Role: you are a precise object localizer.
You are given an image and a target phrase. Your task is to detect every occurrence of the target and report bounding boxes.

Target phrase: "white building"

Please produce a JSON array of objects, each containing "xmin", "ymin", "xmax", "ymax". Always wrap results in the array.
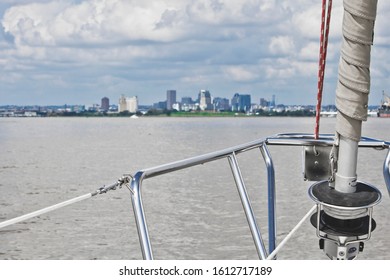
[
  {"xmin": 118, "ymin": 95, "xmax": 138, "ymax": 113},
  {"xmin": 199, "ymin": 90, "xmax": 213, "ymax": 111}
]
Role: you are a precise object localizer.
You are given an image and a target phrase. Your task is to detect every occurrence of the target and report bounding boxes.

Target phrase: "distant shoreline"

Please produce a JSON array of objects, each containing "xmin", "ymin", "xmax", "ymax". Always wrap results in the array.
[{"xmin": 0, "ymin": 110, "xmax": 317, "ymax": 118}]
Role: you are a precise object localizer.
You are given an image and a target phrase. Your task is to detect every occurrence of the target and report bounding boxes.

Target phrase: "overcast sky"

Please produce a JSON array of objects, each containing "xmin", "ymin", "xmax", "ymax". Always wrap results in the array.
[{"xmin": 1, "ymin": 0, "xmax": 389, "ymax": 106}]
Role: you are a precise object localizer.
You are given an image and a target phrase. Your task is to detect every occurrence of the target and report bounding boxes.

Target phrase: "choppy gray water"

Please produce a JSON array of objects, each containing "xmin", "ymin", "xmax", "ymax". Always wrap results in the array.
[{"xmin": 0, "ymin": 117, "xmax": 389, "ymax": 260}]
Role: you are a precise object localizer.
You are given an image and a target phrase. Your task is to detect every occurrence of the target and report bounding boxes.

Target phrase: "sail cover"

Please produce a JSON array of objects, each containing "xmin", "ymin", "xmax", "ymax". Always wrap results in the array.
[{"xmin": 335, "ymin": 0, "xmax": 377, "ymax": 141}]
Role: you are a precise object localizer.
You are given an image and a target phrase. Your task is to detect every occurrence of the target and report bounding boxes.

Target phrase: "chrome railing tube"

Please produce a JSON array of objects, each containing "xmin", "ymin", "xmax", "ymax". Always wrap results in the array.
[
  {"xmin": 140, "ymin": 138, "xmax": 267, "ymax": 179},
  {"xmin": 125, "ymin": 133, "xmax": 388, "ymax": 259},
  {"xmin": 260, "ymin": 144, "xmax": 276, "ymax": 256},
  {"xmin": 384, "ymin": 148, "xmax": 390, "ymax": 197},
  {"xmin": 228, "ymin": 152, "xmax": 268, "ymax": 259},
  {"xmin": 130, "ymin": 171, "xmax": 153, "ymax": 260}
]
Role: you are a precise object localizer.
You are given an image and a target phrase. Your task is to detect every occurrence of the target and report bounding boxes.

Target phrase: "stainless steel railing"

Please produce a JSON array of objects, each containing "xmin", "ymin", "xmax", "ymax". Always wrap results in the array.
[{"xmin": 128, "ymin": 133, "xmax": 390, "ymax": 260}]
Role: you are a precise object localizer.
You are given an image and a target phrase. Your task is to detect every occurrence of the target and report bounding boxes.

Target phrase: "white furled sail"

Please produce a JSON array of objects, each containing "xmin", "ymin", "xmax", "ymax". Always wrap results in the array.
[{"xmin": 335, "ymin": 0, "xmax": 377, "ymax": 193}]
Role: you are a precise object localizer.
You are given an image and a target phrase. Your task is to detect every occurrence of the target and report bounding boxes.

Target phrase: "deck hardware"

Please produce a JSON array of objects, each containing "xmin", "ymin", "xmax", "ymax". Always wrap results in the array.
[{"xmin": 309, "ymin": 180, "xmax": 382, "ymax": 259}]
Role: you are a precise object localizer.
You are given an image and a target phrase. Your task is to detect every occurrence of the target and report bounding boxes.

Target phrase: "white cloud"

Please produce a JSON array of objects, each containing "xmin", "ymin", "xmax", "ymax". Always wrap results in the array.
[
  {"xmin": 264, "ymin": 57, "xmax": 318, "ymax": 80},
  {"xmin": 223, "ymin": 66, "xmax": 258, "ymax": 82},
  {"xmin": 2, "ymin": 0, "xmax": 189, "ymax": 46},
  {"xmin": 299, "ymin": 41, "xmax": 319, "ymax": 60},
  {"xmin": 269, "ymin": 35, "xmax": 295, "ymax": 55},
  {"xmin": 0, "ymin": 0, "xmax": 389, "ymax": 105}
]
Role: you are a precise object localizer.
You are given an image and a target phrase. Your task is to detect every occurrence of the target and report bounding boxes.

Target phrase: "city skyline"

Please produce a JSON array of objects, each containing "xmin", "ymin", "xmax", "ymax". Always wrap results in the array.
[
  {"xmin": 1, "ymin": 1, "xmax": 389, "ymax": 106},
  {"xmin": 0, "ymin": 90, "xmax": 312, "ymax": 108},
  {"xmin": 0, "ymin": 89, "xmax": 380, "ymax": 109}
]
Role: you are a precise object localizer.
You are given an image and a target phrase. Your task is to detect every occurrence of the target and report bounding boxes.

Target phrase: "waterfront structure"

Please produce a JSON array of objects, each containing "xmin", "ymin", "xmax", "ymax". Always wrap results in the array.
[
  {"xmin": 166, "ymin": 90, "xmax": 176, "ymax": 110},
  {"xmin": 118, "ymin": 95, "xmax": 138, "ymax": 113},
  {"xmin": 199, "ymin": 90, "xmax": 213, "ymax": 111},
  {"xmin": 101, "ymin": 97, "xmax": 109, "ymax": 111}
]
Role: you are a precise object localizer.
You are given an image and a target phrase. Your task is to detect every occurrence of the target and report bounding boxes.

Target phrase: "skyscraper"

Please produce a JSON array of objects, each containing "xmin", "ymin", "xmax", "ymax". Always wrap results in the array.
[
  {"xmin": 166, "ymin": 90, "xmax": 176, "ymax": 110},
  {"xmin": 239, "ymin": 94, "xmax": 251, "ymax": 112},
  {"xmin": 231, "ymin": 93, "xmax": 240, "ymax": 111},
  {"xmin": 199, "ymin": 90, "xmax": 212, "ymax": 111},
  {"xmin": 101, "ymin": 97, "xmax": 109, "ymax": 111},
  {"xmin": 118, "ymin": 95, "xmax": 127, "ymax": 112},
  {"xmin": 231, "ymin": 93, "xmax": 251, "ymax": 112}
]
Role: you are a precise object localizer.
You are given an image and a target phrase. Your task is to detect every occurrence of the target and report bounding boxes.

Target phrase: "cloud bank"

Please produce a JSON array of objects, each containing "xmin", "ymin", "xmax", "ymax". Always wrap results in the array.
[{"xmin": 1, "ymin": 0, "xmax": 389, "ymax": 105}]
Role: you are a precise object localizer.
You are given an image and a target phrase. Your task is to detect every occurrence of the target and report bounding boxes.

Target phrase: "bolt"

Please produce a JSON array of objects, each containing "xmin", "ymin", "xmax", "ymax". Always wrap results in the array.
[{"xmin": 339, "ymin": 251, "xmax": 345, "ymax": 257}]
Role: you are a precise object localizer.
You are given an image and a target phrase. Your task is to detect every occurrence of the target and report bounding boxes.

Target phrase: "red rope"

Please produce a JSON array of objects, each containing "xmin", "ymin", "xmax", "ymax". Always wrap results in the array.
[{"xmin": 314, "ymin": 0, "xmax": 332, "ymax": 139}]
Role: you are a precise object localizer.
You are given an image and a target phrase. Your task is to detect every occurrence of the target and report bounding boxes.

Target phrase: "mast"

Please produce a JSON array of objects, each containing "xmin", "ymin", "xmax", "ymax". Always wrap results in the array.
[
  {"xmin": 309, "ymin": 0, "xmax": 382, "ymax": 260},
  {"xmin": 334, "ymin": 0, "xmax": 377, "ymax": 193}
]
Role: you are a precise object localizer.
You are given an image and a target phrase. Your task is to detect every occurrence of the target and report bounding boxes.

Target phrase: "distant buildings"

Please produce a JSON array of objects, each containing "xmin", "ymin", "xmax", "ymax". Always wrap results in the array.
[
  {"xmin": 150, "ymin": 89, "xmax": 276, "ymax": 113},
  {"xmin": 231, "ymin": 93, "xmax": 251, "ymax": 112},
  {"xmin": 199, "ymin": 90, "xmax": 213, "ymax": 111},
  {"xmin": 259, "ymin": 98, "xmax": 268, "ymax": 107},
  {"xmin": 213, "ymin": 97, "xmax": 230, "ymax": 111},
  {"xmin": 153, "ymin": 101, "xmax": 167, "ymax": 110},
  {"xmin": 101, "ymin": 97, "xmax": 109, "ymax": 111},
  {"xmin": 118, "ymin": 95, "xmax": 138, "ymax": 113},
  {"xmin": 166, "ymin": 90, "xmax": 176, "ymax": 110},
  {"xmin": 179, "ymin": 97, "xmax": 197, "ymax": 111},
  {"xmin": 271, "ymin": 94, "xmax": 276, "ymax": 107},
  {"xmin": 3, "ymin": 91, "xmax": 352, "ymax": 117},
  {"xmin": 0, "ymin": 90, "xmax": 288, "ymax": 117},
  {"xmin": 181, "ymin": 97, "xmax": 193, "ymax": 105}
]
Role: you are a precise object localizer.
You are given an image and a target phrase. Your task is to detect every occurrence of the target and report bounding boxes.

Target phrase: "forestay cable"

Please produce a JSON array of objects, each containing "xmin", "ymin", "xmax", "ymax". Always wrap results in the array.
[{"xmin": 0, "ymin": 175, "xmax": 131, "ymax": 230}]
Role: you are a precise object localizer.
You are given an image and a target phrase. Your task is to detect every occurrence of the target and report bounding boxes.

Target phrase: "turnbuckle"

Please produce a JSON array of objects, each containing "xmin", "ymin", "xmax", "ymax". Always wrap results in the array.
[{"xmin": 96, "ymin": 174, "xmax": 133, "ymax": 195}]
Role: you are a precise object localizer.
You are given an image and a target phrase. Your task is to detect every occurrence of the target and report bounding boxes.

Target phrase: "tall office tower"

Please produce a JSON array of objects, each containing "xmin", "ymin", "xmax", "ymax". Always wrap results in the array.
[
  {"xmin": 118, "ymin": 95, "xmax": 127, "ymax": 112},
  {"xmin": 239, "ymin": 94, "xmax": 251, "ymax": 112},
  {"xmin": 101, "ymin": 97, "xmax": 109, "ymax": 111},
  {"xmin": 166, "ymin": 90, "xmax": 176, "ymax": 110},
  {"xmin": 231, "ymin": 93, "xmax": 240, "ymax": 111},
  {"xmin": 199, "ymin": 90, "xmax": 212, "ymax": 111},
  {"xmin": 272, "ymin": 94, "xmax": 276, "ymax": 107},
  {"xmin": 231, "ymin": 93, "xmax": 252, "ymax": 112}
]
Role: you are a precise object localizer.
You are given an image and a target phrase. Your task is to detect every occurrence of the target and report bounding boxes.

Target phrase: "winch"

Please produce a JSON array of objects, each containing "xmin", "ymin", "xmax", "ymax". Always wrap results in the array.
[{"xmin": 308, "ymin": 180, "xmax": 381, "ymax": 260}]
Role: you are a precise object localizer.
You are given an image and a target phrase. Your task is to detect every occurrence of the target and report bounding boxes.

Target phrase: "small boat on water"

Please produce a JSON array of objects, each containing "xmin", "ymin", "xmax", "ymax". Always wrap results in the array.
[{"xmin": 378, "ymin": 91, "xmax": 390, "ymax": 117}]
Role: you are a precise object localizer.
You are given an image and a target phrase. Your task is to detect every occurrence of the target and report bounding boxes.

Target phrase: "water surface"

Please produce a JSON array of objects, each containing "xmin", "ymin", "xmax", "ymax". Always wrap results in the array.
[{"xmin": 0, "ymin": 117, "xmax": 389, "ymax": 259}]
